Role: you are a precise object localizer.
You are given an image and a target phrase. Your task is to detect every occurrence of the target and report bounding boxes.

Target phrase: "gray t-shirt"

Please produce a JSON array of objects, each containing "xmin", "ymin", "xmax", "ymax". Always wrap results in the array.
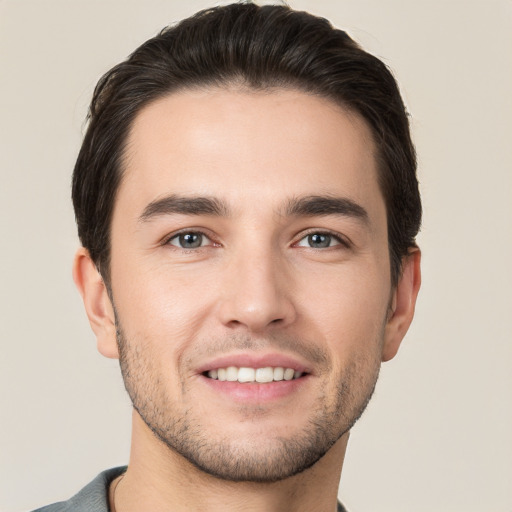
[
  {"xmin": 32, "ymin": 467, "xmax": 126, "ymax": 512},
  {"xmin": 31, "ymin": 466, "xmax": 348, "ymax": 511}
]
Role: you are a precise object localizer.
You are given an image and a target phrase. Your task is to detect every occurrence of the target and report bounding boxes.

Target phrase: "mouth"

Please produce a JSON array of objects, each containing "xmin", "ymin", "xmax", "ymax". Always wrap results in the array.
[
  {"xmin": 203, "ymin": 366, "xmax": 305, "ymax": 383},
  {"xmin": 196, "ymin": 353, "xmax": 312, "ymax": 402}
]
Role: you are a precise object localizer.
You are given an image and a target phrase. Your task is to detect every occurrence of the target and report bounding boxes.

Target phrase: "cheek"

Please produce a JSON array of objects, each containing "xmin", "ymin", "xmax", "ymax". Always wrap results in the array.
[
  {"xmin": 111, "ymin": 257, "xmax": 219, "ymax": 355},
  {"xmin": 296, "ymin": 262, "xmax": 390, "ymax": 357}
]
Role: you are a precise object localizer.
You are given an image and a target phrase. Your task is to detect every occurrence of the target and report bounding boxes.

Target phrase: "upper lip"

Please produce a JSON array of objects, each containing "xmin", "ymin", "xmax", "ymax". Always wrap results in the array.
[{"xmin": 196, "ymin": 352, "xmax": 312, "ymax": 375}]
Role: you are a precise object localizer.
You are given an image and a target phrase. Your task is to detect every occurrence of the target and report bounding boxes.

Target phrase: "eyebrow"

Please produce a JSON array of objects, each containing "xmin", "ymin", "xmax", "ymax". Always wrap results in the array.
[
  {"xmin": 138, "ymin": 193, "xmax": 369, "ymax": 225},
  {"xmin": 139, "ymin": 195, "xmax": 230, "ymax": 222},
  {"xmin": 283, "ymin": 195, "xmax": 369, "ymax": 224}
]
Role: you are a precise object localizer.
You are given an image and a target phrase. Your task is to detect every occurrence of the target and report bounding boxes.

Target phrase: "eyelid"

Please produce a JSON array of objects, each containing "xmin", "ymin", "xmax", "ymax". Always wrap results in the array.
[
  {"xmin": 162, "ymin": 228, "xmax": 219, "ymax": 248},
  {"xmin": 160, "ymin": 227, "xmax": 350, "ymax": 249},
  {"xmin": 293, "ymin": 229, "xmax": 351, "ymax": 248}
]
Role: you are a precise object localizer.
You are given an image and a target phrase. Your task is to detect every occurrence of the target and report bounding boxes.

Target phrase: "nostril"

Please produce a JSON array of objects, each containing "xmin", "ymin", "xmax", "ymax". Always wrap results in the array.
[{"xmin": 218, "ymin": 289, "xmax": 297, "ymax": 331}]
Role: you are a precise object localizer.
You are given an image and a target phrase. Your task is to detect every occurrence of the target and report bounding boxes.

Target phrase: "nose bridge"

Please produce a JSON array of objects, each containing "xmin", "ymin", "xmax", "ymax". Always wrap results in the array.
[{"xmin": 218, "ymin": 234, "xmax": 295, "ymax": 331}]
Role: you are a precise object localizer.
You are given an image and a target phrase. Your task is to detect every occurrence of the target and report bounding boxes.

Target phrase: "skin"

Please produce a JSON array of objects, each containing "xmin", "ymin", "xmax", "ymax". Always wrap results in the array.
[{"xmin": 74, "ymin": 88, "xmax": 421, "ymax": 512}]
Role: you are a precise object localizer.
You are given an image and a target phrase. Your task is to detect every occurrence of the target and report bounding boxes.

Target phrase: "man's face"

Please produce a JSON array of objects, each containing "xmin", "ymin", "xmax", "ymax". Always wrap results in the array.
[{"xmin": 105, "ymin": 88, "xmax": 400, "ymax": 481}]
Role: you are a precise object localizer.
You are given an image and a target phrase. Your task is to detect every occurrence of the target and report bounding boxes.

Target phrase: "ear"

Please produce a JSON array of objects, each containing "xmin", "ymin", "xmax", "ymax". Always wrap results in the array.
[
  {"xmin": 72, "ymin": 247, "xmax": 119, "ymax": 359},
  {"xmin": 382, "ymin": 248, "xmax": 421, "ymax": 362}
]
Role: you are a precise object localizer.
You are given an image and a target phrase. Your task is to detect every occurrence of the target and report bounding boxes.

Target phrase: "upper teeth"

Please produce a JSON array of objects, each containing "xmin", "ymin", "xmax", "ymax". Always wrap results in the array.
[{"xmin": 207, "ymin": 367, "xmax": 303, "ymax": 383}]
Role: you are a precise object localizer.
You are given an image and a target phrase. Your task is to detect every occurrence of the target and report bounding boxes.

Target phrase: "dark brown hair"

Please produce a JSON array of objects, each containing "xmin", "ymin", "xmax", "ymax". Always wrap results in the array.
[{"xmin": 72, "ymin": 2, "xmax": 421, "ymax": 286}]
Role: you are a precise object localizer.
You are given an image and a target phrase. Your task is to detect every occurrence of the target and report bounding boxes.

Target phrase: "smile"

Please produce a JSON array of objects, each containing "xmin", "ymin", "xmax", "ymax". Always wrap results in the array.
[{"xmin": 206, "ymin": 366, "xmax": 304, "ymax": 383}]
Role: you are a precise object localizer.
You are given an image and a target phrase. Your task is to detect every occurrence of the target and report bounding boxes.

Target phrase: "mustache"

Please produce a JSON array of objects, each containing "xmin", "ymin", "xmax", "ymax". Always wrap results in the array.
[{"xmin": 187, "ymin": 333, "xmax": 331, "ymax": 370}]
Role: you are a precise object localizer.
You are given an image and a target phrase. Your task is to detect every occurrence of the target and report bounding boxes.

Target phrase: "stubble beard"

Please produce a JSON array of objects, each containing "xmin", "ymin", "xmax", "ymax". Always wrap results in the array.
[{"xmin": 116, "ymin": 320, "xmax": 382, "ymax": 483}]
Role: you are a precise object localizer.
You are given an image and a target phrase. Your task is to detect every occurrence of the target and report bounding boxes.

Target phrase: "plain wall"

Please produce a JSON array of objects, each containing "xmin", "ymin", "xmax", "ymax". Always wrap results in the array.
[{"xmin": 1, "ymin": 1, "xmax": 511, "ymax": 510}]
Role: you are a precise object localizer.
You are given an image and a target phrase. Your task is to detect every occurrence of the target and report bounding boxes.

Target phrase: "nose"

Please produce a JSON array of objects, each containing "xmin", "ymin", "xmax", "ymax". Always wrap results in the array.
[{"xmin": 217, "ymin": 245, "xmax": 297, "ymax": 332}]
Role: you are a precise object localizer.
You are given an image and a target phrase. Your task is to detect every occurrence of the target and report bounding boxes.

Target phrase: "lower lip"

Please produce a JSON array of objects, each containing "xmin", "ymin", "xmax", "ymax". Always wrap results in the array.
[{"xmin": 200, "ymin": 374, "xmax": 309, "ymax": 402}]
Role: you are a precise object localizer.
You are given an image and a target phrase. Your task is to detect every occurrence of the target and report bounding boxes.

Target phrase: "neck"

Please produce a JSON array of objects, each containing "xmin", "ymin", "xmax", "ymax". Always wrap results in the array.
[{"xmin": 114, "ymin": 411, "xmax": 348, "ymax": 512}]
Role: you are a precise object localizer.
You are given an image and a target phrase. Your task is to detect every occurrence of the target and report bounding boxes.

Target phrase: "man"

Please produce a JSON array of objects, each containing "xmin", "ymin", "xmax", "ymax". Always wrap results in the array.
[{"xmin": 35, "ymin": 2, "xmax": 421, "ymax": 511}]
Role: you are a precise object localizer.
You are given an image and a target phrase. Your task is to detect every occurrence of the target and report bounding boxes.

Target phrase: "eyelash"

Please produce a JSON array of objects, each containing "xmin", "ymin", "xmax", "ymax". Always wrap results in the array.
[
  {"xmin": 293, "ymin": 229, "xmax": 350, "ymax": 249},
  {"xmin": 163, "ymin": 229, "xmax": 217, "ymax": 250},
  {"xmin": 163, "ymin": 229, "xmax": 350, "ymax": 250}
]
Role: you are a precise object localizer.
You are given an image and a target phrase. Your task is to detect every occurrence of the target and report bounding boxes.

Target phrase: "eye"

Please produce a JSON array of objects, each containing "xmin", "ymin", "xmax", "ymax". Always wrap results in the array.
[
  {"xmin": 167, "ymin": 231, "xmax": 211, "ymax": 249},
  {"xmin": 296, "ymin": 232, "xmax": 343, "ymax": 249}
]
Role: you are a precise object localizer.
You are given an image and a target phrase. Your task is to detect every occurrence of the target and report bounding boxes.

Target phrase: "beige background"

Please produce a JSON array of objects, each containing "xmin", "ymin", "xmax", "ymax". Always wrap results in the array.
[{"xmin": 1, "ymin": 0, "xmax": 511, "ymax": 510}]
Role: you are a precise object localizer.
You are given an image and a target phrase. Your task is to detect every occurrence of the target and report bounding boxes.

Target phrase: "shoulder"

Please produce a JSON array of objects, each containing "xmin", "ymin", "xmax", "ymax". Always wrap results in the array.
[{"xmin": 30, "ymin": 466, "xmax": 127, "ymax": 512}]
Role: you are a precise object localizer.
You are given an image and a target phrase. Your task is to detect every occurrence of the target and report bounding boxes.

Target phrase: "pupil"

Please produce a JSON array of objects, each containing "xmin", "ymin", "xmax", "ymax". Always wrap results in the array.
[
  {"xmin": 309, "ymin": 233, "xmax": 330, "ymax": 248},
  {"xmin": 180, "ymin": 233, "xmax": 201, "ymax": 248}
]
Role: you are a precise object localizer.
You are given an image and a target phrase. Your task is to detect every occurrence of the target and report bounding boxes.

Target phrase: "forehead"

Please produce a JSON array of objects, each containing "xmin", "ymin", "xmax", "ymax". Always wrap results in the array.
[{"xmin": 118, "ymin": 87, "xmax": 384, "ymax": 220}]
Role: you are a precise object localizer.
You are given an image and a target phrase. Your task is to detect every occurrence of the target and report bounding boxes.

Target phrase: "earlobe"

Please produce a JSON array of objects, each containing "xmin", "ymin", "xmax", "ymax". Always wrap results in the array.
[
  {"xmin": 382, "ymin": 248, "xmax": 421, "ymax": 362},
  {"xmin": 72, "ymin": 248, "xmax": 119, "ymax": 359}
]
